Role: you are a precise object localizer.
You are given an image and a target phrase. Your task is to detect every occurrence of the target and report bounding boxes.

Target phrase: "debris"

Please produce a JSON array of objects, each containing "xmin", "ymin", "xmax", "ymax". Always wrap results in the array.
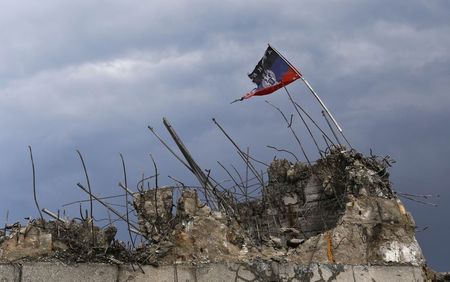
[
  {"xmin": 0, "ymin": 219, "xmax": 123, "ymax": 262},
  {"xmin": 0, "ymin": 225, "xmax": 52, "ymax": 261},
  {"xmin": 129, "ymin": 147, "xmax": 424, "ymax": 266},
  {"xmin": 133, "ymin": 187, "xmax": 174, "ymax": 241},
  {"xmin": 0, "ymin": 146, "xmax": 430, "ymax": 271},
  {"xmin": 286, "ymin": 238, "xmax": 304, "ymax": 248}
]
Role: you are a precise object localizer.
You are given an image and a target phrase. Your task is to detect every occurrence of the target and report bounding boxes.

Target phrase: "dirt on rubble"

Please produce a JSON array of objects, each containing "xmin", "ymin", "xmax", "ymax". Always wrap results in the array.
[{"xmin": 0, "ymin": 147, "xmax": 427, "ymax": 269}]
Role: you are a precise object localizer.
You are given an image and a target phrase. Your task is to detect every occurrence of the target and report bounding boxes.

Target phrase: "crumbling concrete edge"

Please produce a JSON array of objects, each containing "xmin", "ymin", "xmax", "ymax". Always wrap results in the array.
[{"xmin": 0, "ymin": 262, "xmax": 429, "ymax": 281}]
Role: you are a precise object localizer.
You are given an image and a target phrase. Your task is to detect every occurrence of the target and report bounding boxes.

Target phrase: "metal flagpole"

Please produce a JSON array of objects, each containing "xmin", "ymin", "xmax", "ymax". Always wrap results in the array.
[
  {"xmin": 322, "ymin": 110, "xmax": 342, "ymax": 147},
  {"xmin": 268, "ymin": 44, "xmax": 343, "ymax": 133},
  {"xmin": 301, "ymin": 77, "xmax": 342, "ymax": 133}
]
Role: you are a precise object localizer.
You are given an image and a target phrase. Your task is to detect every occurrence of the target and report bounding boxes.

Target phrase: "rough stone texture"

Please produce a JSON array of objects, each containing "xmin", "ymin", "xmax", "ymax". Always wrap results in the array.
[
  {"xmin": 196, "ymin": 263, "xmax": 240, "ymax": 282},
  {"xmin": 0, "ymin": 220, "xmax": 118, "ymax": 262},
  {"xmin": 0, "ymin": 262, "xmax": 431, "ymax": 281},
  {"xmin": 169, "ymin": 190, "xmax": 244, "ymax": 263},
  {"xmin": 0, "ymin": 226, "xmax": 52, "ymax": 261},
  {"xmin": 250, "ymin": 160, "xmax": 346, "ymax": 245},
  {"xmin": 21, "ymin": 263, "xmax": 118, "ymax": 282},
  {"xmin": 133, "ymin": 187, "xmax": 174, "ymax": 240},
  {"xmin": 0, "ymin": 264, "xmax": 20, "ymax": 282},
  {"xmin": 174, "ymin": 265, "xmax": 197, "ymax": 282},
  {"xmin": 118, "ymin": 265, "xmax": 175, "ymax": 282},
  {"xmin": 286, "ymin": 195, "xmax": 424, "ymax": 266}
]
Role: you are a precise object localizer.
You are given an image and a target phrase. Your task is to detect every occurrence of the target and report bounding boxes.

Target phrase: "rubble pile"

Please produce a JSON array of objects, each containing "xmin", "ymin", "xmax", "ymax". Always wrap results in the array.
[
  {"xmin": 313, "ymin": 147, "xmax": 394, "ymax": 198},
  {"xmin": 231, "ymin": 147, "xmax": 398, "ymax": 249},
  {"xmin": 0, "ymin": 147, "xmax": 428, "ymax": 270},
  {"xmin": 133, "ymin": 187, "xmax": 174, "ymax": 241},
  {"xmin": 0, "ymin": 219, "xmax": 127, "ymax": 263},
  {"xmin": 128, "ymin": 147, "xmax": 424, "ymax": 267},
  {"xmin": 133, "ymin": 189, "xmax": 246, "ymax": 264}
]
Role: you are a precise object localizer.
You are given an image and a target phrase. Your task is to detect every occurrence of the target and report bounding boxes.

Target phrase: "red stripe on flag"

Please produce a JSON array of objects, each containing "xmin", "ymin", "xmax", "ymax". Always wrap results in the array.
[{"xmin": 243, "ymin": 73, "xmax": 300, "ymax": 99}]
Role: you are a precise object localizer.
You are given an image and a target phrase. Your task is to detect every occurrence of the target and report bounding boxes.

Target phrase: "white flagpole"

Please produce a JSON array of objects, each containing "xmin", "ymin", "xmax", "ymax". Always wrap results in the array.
[
  {"xmin": 268, "ymin": 44, "xmax": 343, "ymax": 133},
  {"xmin": 301, "ymin": 77, "xmax": 342, "ymax": 132}
]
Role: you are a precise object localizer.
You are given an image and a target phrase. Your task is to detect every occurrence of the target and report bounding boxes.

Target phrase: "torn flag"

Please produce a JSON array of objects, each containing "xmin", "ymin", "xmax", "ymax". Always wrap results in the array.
[{"xmin": 244, "ymin": 46, "xmax": 301, "ymax": 99}]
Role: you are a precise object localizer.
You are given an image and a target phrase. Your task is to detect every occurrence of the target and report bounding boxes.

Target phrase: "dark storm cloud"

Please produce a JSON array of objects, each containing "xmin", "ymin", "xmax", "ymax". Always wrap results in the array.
[{"xmin": 0, "ymin": 0, "xmax": 448, "ymax": 270}]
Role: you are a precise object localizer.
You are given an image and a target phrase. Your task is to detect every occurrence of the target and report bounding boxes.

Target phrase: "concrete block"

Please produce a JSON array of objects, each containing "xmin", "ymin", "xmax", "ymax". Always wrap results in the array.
[
  {"xmin": 234, "ymin": 265, "xmax": 256, "ymax": 281},
  {"xmin": 367, "ymin": 265, "xmax": 425, "ymax": 282},
  {"xmin": 21, "ymin": 263, "xmax": 117, "ymax": 282},
  {"xmin": 0, "ymin": 264, "xmax": 20, "ymax": 282},
  {"xmin": 350, "ymin": 265, "xmax": 425, "ymax": 282},
  {"xmin": 118, "ymin": 265, "xmax": 175, "ymax": 282},
  {"xmin": 8, "ymin": 262, "xmax": 429, "ymax": 282},
  {"xmin": 0, "ymin": 227, "xmax": 52, "ymax": 261},
  {"xmin": 174, "ymin": 265, "xmax": 196, "ymax": 282},
  {"xmin": 291, "ymin": 264, "xmax": 339, "ymax": 281},
  {"xmin": 276, "ymin": 263, "xmax": 299, "ymax": 281},
  {"xmin": 196, "ymin": 263, "xmax": 239, "ymax": 282},
  {"xmin": 331, "ymin": 265, "xmax": 360, "ymax": 282}
]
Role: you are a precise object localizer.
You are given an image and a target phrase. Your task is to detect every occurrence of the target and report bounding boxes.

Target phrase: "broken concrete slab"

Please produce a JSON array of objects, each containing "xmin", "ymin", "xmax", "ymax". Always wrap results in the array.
[
  {"xmin": 118, "ymin": 265, "xmax": 176, "ymax": 282},
  {"xmin": 0, "ymin": 264, "xmax": 20, "ymax": 281},
  {"xmin": 133, "ymin": 187, "xmax": 174, "ymax": 240},
  {"xmin": 169, "ymin": 189, "xmax": 244, "ymax": 263},
  {"xmin": 0, "ymin": 219, "xmax": 121, "ymax": 263},
  {"xmin": 21, "ymin": 263, "xmax": 118, "ymax": 282},
  {"xmin": 0, "ymin": 226, "xmax": 52, "ymax": 261},
  {"xmin": 0, "ymin": 262, "xmax": 429, "ymax": 281}
]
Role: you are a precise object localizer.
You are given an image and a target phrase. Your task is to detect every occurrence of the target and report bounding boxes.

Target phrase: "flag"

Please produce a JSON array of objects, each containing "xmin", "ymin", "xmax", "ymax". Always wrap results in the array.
[{"xmin": 244, "ymin": 46, "xmax": 301, "ymax": 99}]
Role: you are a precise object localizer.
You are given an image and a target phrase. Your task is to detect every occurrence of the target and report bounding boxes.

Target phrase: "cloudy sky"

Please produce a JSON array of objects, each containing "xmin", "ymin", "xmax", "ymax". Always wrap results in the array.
[{"xmin": 0, "ymin": 0, "xmax": 448, "ymax": 270}]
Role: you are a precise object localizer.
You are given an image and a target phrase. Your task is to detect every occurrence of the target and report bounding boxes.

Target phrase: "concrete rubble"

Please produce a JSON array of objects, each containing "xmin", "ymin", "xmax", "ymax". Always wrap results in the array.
[
  {"xmin": 129, "ymin": 147, "xmax": 427, "ymax": 267},
  {"xmin": 127, "ymin": 147, "xmax": 443, "ymax": 280},
  {"xmin": 0, "ymin": 146, "xmax": 446, "ymax": 280},
  {"xmin": 0, "ymin": 219, "xmax": 119, "ymax": 262}
]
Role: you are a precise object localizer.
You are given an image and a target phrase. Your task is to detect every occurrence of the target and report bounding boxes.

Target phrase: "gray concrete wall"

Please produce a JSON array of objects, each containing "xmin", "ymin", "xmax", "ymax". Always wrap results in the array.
[{"xmin": 0, "ymin": 262, "xmax": 426, "ymax": 281}]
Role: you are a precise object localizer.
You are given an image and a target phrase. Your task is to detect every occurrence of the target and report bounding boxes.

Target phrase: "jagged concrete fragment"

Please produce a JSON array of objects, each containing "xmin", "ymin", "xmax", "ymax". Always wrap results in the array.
[
  {"xmin": 285, "ymin": 195, "xmax": 424, "ymax": 266},
  {"xmin": 176, "ymin": 189, "xmax": 209, "ymax": 217},
  {"xmin": 0, "ymin": 226, "xmax": 52, "ymax": 260},
  {"xmin": 0, "ymin": 220, "xmax": 118, "ymax": 262},
  {"xmin": 169, "ymin": 189, "xmax": 244, "ymax": 263},
  {"xmin": 133, "ymin": 187, "xmax": 173, "ymax": 240},
  {"xmin": 258, "ymin": 163, "xmax": 344, "ymax": 244},
  {"xmin": 131, "ymin": 188, "xmax": 247, "ymax": 264}
]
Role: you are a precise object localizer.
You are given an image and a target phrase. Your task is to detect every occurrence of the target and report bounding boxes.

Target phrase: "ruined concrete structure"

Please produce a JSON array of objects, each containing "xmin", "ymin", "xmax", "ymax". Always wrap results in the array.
[
  {"xmin": 0, "ymin": 147, "xmax": 447, "ymax": 281},
  {"xmin": 130, "ymin": 148, "xmax": 425, "ymax": 267}
]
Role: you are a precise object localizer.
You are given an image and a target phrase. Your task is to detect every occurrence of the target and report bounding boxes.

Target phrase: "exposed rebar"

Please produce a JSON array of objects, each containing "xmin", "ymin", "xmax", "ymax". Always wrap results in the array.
[
  {"xmin": 28, "ymin": 146, "xmax": 44, "ymax": 225},
  {"xmin": 212, "ymin": 118, "xmax": 266, "ymax": 186},
  {"xmin": 76, "ymin": 150, "xmax": 94, "ymax": 221},
  {"xmin": 265, "ymin": 100, "xmax": 311, "ymax": 165},
  {"xmin": 267, "ymin": 145, "xmax": 299, "ymax": 162},
  {"xmin": 76, "ymin": 183, "xmax": 141, "ymax": 232},
  {"xmin": 284, "ymin": 87, "xmax": 323, "ymax": 157},
  {"xmin": 149, "ymin": 154, "xmax": 159, "ymax": 189},
  {"xmin": 120, "ymin": 153, "xmax": 135, "ymax": 248}
]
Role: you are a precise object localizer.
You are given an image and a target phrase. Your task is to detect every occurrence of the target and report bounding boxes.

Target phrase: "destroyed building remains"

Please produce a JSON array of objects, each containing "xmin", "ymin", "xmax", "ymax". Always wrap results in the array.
[
  {"xmin": 0, "ymin": 115, "xmax": 445, "ymax": 281},
  {"xmin": 128, "ymin": 147, "xmax": 424, "ymax": 267},
  {"xmin": 0, "ymin": 147, "xmax": 425, "ymax": 268}
]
